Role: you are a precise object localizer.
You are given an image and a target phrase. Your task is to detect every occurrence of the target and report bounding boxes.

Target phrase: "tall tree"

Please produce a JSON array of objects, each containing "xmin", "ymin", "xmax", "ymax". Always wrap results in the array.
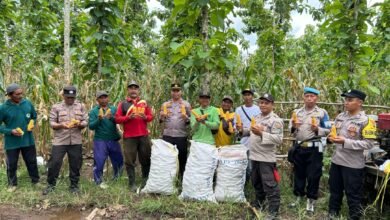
[
  {"xmin": 158, "ymin": 0, "xmax": 243, "ymax": 93},
  {"xmin": 64, "ymin": 0, "xmax": 71, "ymax": 83},
  {"xmin": 240, "ymin": 0, "xmax": 298, "ymax": 96},
  {"xmin": 320, "ymin": 0, "xmax": 376, "ymax": 89}
]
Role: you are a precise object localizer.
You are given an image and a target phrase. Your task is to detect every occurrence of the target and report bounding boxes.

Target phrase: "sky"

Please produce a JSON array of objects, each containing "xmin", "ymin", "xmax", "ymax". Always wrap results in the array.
[{"xmin": 146, "ymin": 0, "xmax": 383, "ymax": 54}]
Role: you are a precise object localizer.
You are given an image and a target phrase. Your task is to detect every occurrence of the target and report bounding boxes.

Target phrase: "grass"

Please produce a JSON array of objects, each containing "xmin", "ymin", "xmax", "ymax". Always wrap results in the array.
[{"xmin": 0, "ymin": 157, "xmax": 388, "ymax": 219}]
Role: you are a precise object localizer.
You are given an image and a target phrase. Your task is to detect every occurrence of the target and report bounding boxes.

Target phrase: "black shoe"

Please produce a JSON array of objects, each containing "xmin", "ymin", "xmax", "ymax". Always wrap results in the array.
[
  {"xmin": 42, "ymin": 186, "xmax": 55, "ymax": 195},
  {"xmin": 328, "ymin": 211, "xmax": 339, "ymax": 220},
  {"xmin": 69, "ymin": 187, "xmax": 80, "ymax": 195},
  {"xmin": 129, "ymin": 183, "xmax": 137, "ymax": 192},
  {"xmin": 250, "ymin": 200, "xmax": 265, "ymax": 211},
  {"xmin": 265, "ymin": 213, "xmax": 279, "ymax": 220},
  {"xmin": 250, "ymin": 200, "xmax": 261, "ymax": 209}
]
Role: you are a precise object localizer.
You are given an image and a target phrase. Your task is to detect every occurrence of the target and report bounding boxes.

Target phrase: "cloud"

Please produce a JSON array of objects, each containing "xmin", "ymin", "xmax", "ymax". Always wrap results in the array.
[{"xmin": 290, "ymin": 11, "xmax": 318, "ymax": 37}]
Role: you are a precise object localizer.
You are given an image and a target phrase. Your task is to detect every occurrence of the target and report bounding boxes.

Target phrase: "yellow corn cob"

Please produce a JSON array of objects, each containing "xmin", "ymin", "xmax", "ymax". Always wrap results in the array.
[
  {"xmin": 330, "ymin": 125, "xmax": 337, "ymax": 138},
  {"xmin": 68, "ymin": 119, "xmax": 80, "ymax": 127},
  {"xmin": 105, "ymin": 108, "xmax": 111, "ymax": 116},
  {"xmin": 138, "ymin": 107, "xmax": 145, "ymax": 114},
  {"xmin": 191, "ymin": 110, "xmax": 200, "ymax": 118},
  {"xmin": 16, "ymin": 127, "xmax": 24, "ymax": 135},
  {"xmin": 236, "ymin": 114, "xmax": 242, "ymax": 127},
  {"xmin": 218, "ymin": 108, "xmax": 224, "ymax": 117},
  {"xmin": 163, "ymin": 104, "xmax": 168, "ymax": 115},
  {"xmin": 385, "ymin": 163, "xmax": 390, "ymax": 174},
  {"xmin": 27, "ymin": 119, "xmax": 34, "ymax": 131},
  {"xmin": 311, "ymin": 117, "xmax": 317, "ymax": 126},
  {"xmin": 228, "ymin": 122, "xmax": 234, "ymax": 133},
  {"xmin": 251, "ymin": 117, "xmax": 256, "ymax": 127},
  {"xmin": 227, "ymin": 112, "xmax": 235, "ymax": 120},
  {"xmin": 98, "ymin": 108, "xmax": 104, "ymax": 117},
  {"xmin": 180, "ymin": 104, "xmax": 186, "ymax": 116},
  {"xmin": 292, "ymin": 112, "xmax": 298, "ymax": 123},
  {"xmin": 201, "ymin": 113, "xmax": 209, "ymax": 120}
]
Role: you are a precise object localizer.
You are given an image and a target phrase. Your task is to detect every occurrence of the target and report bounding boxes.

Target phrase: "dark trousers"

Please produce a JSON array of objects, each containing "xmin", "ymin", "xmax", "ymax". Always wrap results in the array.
[
  {"xmin": 162, "ymin": 135, "xmax": 188, "ymax": 177},
  {"xmin": 293, "ymin": 147, "xmax": 323, "ymax": 199},
  {"xmin": 47, "ymin": 145, "xmax": 82, "ymax": 188},
  {"xmin": 123, "ymin": 136, "xmax": 151, "ymax": 183},
  {"xmin": 328, "ymin": 163, "xmax": 364, "ymax": 220},
  {"xmin": 6, "ymin": 145, "xmax": 39, "ymax": 186},
  {"xmin": 93, "ymin": 140, "xmax": 124, "ymax": 184},
  {"xmin": 251, "ymin": 161, "xmax": 280, "ymax": 214}
]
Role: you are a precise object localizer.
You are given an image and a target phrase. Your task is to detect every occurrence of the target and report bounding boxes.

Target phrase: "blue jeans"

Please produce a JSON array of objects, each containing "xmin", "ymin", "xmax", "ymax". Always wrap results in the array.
[{"xmin": 93, "ymin": 140, "xmax": 124, "ymax": 184}]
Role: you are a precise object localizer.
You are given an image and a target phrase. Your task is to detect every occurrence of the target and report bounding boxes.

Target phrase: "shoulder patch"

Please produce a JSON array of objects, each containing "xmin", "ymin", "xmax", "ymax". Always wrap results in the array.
[{"xmin": 271, "ymin": 120, "xmax": 284, "ymax": 134}]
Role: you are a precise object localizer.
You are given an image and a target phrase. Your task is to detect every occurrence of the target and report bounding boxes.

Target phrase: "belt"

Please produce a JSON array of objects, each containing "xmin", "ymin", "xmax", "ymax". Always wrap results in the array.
[{"xmin": 298, "ymin": 141, "xmax": 321, "ymax": 148}]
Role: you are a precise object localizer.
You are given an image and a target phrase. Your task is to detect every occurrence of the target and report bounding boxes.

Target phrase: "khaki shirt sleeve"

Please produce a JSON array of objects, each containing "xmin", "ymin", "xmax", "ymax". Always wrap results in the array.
[
  {"xmin": 49, "ymin": 105, "xmax": 60, "ymax": 128},
  {"xmin": 79, "ymin": 103, "xmax": 88, "ymax": 127},
  {"xmin": 343, "ymin": 138, "xmax": 375, "ymax": 151},
  {"xmin": 262, "ymin": 119, "xmax": 284, "ymax": 145},
  {"xmin": 317, "ymin": 110, "xmax": 331, "ymax": 136},
  {"xmin": 343, "ymin": 119, "xmax": 375, "ymax": 151}
]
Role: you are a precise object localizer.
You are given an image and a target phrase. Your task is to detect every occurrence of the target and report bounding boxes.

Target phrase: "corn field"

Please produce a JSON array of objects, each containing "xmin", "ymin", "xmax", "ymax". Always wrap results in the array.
[{"xmin": 0, "ymin": 1, "xmax": 389, "ymax": 163}]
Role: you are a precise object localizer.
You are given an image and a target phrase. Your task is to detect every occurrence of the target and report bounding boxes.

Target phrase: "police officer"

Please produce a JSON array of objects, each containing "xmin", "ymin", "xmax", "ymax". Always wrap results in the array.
[
  {"xmin": 43, "ymin": 85, "xmax": 88, "ymax": 195},
  {"xmin": 328, "ymin": 89, "xmax": 375, "ymax": 220},
  {"xmin": 240, "ymin": 93, "xmax": 283, "ymax": 220},
  {"xmin": 289, "ymin": 87, "xmax": 331, "ymax": 213},
  {"xmin": 159, "ymin": 83, "xmax": 191, "ymax": 177}
]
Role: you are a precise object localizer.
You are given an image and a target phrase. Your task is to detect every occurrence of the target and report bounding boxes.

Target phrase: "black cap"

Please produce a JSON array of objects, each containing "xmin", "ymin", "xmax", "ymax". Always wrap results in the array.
[
  {"xmin": 63, "ymin": 85, "xmax": 77, "ymax": 97},
  {"xmin": 171, "ymin": 83, "xmax": 181, "ymax": 90},
  {"xmin": 222, "ymin": 95, "xmax": 233, "ymax": 103},
  {"xmin": 259, "ymin": 93, "xmax": 274, "ymax": 102},
  {"xmin": 127, "ymin": 80, "xmax": 139, "ymax": 88},
  {"xmin": 6, "ymin": 83, "xmax": 21, "ymax": 95},
  {"xmin": 199, "ymin": 91, "xmax": 211, "ymax": 98},
  {"xmin": 341, "ymin": 89, "xmax": 366, "ymax": 101},
  {"xmin": 96, "ymin": 90, "xmax": 108, "ymax": 98},
  {"xmin": 241, "ymin": 88, "xmax": 254, "ymax": 95}
]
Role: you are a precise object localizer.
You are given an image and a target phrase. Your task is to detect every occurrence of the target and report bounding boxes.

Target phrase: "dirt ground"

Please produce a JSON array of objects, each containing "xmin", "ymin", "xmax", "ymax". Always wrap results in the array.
[{"xmin": 0, "ymin": 205, "xmax": 87, "ymax": 220}]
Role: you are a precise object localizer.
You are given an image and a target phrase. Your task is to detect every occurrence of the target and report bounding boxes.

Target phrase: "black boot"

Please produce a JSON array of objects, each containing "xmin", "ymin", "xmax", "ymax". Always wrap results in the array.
[
  {"xmin": 127, "ymin": 166, "xmax": 137, "ymax": 192},
  {"xmin": 141, "ymin": 165, "xmax": 150, "ymax": 179},
  {"xmin": 141, "ymin": 165, "xmax": 150, "ymax": 188},
  {"xmin": 42, "ymin": 185, "xmax": 55, "ymax": 195}
]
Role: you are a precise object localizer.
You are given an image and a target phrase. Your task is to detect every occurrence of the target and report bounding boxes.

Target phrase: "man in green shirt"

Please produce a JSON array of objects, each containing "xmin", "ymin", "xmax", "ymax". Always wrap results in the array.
[
  {"xmin": 0, "ymin": 83, "xmax": 39, "ymax": 192},
  {"xmin": 190, "ymin": 92, "xmax": 220, "ymax": 145},
  {"xmin": 89, "ymin": 91, "xmax": 123, "ymax": 189}
]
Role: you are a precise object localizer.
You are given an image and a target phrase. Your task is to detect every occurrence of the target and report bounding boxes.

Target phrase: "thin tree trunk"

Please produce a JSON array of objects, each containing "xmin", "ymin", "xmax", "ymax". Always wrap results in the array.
[
  {"xmin": 349, "ymin": 0, "xmax": 360, "ymax": 76},
  {"xmin": 64, "ymin": 0, "xmax": 71, "ymax": 84},
  {"xmin": 201, "ymin": 5, "xmax": 209, "ymax": 93},
  {"xmin": 98, "ymin": 43, "xmax": 103, "ymax": 76},
  {"xmin": 4, "ymin": 29, "xmax": 12, "ymax": 80},
  {"xmin": 271, "ymin": 0, "xmax": 276, "ymax": 76},
  {"xmin": 123, "ymin": 0, "xmax": 128, "ymax": 23}
]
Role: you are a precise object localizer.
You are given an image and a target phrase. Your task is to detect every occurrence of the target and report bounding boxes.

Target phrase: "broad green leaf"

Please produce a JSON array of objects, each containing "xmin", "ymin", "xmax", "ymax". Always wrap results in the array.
[
  {"xmin": 174, "ymin": 0, "xmax": 186, "ymax": 6},
  {"xmin": 197, "ymin": 50, "xmax": 210, "ymax": 59},
  {"xmin": 367, "ymin": 85, "xmax": 380, "ymax": 95},
  {"xmin": 180, "ymin": 59, "xmax": 194, "ymax": 68},
  {"xmin": 170, "ymin": 42, "xmax": 181, "ymax": 51}
]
